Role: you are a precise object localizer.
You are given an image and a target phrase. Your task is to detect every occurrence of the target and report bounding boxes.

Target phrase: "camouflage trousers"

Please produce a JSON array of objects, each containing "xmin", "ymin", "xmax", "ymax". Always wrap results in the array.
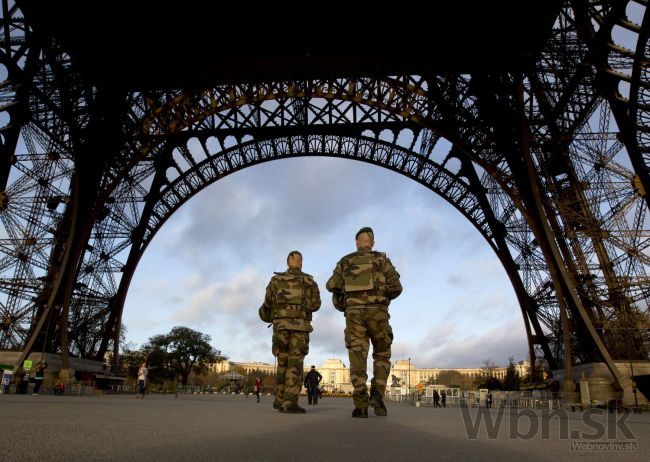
[
  {"xmin": 344, "ymin": 307, "xmax": 393, "ymax": 409},
  {"xmin": 272, "ymin": 329, "xmax": 309, "ymax": 407}
]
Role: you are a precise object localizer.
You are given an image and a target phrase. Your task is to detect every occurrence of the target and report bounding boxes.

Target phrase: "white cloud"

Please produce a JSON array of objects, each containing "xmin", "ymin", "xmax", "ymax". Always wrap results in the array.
[
  {"xmin": 410, "ymin": 315, "xmax": 529, "ymax": 368},
  {"xmin": 170, "ymin": 267, "xmax": 267, "ymax": 325},
  {"xmin": 124, "ymin": 156, "xmax": 527, "ymax": 369}
]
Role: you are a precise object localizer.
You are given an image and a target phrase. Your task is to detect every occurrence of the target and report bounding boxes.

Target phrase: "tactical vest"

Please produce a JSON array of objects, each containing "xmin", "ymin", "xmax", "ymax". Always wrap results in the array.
[
  {"xmin": 342, "ymin": 251, "xmax": 388, "ymax": 306},
  {"xmin": 272, "ymin": 271, "xmax": 312, "ymax": 319}
]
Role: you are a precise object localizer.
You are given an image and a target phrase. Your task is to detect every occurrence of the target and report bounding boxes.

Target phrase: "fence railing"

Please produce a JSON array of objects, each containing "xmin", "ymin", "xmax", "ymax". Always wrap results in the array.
[
  {"xmin": 388, "ymin": 390, "xmax": 565, "ymax": 409},
  {"xmin": 1, "ymin": 381, "xmax": 94, "ymax": 396}
]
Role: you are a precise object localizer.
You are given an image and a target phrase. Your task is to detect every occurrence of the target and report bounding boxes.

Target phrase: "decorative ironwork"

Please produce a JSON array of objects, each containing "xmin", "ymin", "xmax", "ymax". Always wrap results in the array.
[{"xmin": 0, "ymin": 1, "xmax": 647, "ymax": 389}]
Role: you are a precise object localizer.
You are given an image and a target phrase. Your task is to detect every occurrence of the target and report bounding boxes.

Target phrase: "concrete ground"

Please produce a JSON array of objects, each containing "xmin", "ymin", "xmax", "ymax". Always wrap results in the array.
[{"xmin": 0, "ymin": 393, "xmax": 646, "ymax": 461}]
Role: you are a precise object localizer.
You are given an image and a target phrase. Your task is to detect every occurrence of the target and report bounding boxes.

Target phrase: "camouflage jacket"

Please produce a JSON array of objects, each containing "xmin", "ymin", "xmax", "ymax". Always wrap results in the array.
[
  {"xmin": 262, "ymin": 267, "xmax": 321, "ymax": 332},
  {"xmin": 326, "ymin": 247, "xmax": 402, "ymax": 310}
]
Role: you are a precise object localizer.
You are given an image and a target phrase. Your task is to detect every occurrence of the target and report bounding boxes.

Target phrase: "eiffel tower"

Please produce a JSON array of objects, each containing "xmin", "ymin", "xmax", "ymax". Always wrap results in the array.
[{"xmin": 0, "ymin": 1, "xmax": 648, "ymax": 400}]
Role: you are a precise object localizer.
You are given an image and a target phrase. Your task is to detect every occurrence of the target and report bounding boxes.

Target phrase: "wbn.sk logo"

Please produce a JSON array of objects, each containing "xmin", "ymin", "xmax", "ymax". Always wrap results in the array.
[{"xmin": 460, "ymin": 407, "xmax": 637, "ymax": 450}]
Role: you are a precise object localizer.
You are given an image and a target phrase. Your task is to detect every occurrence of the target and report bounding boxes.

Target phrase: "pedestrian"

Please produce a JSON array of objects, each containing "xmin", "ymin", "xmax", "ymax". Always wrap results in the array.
[
  {"xmin": 255, "ymin": 377, "xmax": 263, "ymax": 403},
  {"xmin": 303, "ymin": 365, "xmax": 322, "ymax": 405},
  {"xmin": 433, "ymin": 390, "xmax": 440, "ymax": 408},
  {"xmin": 54, "ymin": 380, "xmax": 65, "ymax": 396},
  {"xmin": 136, "ymin": 361, "xmax": 148, "ymax": 398},
  {"xmin": 258, "ymin": 250, "xmax": 321, "ymax": 414},
  {"xmin": 326, "ymin": 227, "xmax": 402, "ymax": 418},
  {"xmin": 175, "ymin": 374, "xmax": 182, "ymax": 398},
  {"xmin": 487, "ymin": 391, "xmax": 493, "ymax": 408},
  {"xmin": 32, "ymin": 361, "xmax": 47, "ymax": 395},
  {"xmin": 441, "ymin": 389, "xmax": 447, "ymax": 408}
]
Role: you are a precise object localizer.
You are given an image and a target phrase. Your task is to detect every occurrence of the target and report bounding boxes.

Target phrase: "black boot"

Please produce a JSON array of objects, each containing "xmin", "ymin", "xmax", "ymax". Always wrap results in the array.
[
  {"xmin": 369, "ymin": 388, "xmax": 388, "ymax": 417},
  {"xmin": 352, "ymin": 408, "xmax": 368, "ymax": 418},
  {"xmin": 280, "ymin": 403, "xmax": 306, "ymax": 414}
]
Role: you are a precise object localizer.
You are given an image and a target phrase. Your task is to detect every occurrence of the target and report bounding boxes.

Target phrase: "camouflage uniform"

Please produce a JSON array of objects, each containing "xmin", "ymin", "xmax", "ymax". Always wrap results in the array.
[
  {"xmin": 260, "ymin": 267, "xmax": 320, "ymax": 410},
  {"xmin": 326, "ymin": 246, "xmax": 402, "ymax": 411}
]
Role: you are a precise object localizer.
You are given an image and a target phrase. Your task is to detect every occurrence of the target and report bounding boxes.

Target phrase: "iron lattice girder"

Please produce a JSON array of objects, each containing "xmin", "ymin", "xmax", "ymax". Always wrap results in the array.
[
  {"xmin": 141, "ymin": 134, "xmax": 495, "ymax": 250},
  {"xmin": 570, "ymin": 0, "xmax": 650, "ymax": 210},
  {"xmin": 0, "ymin": 0, "xmax": 647, "ymax": 372},
  {"xmin": 0, "ymin": 0, "xmax": 90, "ymax": 352}
]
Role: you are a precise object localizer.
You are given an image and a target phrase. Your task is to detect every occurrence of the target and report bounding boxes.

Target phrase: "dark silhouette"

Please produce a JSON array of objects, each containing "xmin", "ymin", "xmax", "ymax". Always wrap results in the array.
[
  {"xmin": 303, "ymin": 366, "xmax": 322, "ymax": 405},
  {"xmin": 32, "ymin": 362, "xmax": 47, "ymax": 395},
  {"xmin": 255, "ymin": 377, "xmax": 262, "ymax": 403}
]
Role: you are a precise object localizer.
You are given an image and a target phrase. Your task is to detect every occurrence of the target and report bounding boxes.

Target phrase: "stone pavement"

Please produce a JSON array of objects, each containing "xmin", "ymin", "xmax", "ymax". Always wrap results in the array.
[{"xmin": 0, "ymin": 393, "xmax": 646, "ymax": 461}]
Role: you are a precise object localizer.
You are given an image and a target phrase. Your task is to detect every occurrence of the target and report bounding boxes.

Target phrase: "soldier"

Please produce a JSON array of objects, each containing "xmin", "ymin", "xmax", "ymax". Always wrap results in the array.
[
  {"xmin": 259, "ymin": 250, "xmax": 321, "ymax": 414},
  {"xmin": 327, "ymin": 227, "xmax": 402, "ymax": 418}
]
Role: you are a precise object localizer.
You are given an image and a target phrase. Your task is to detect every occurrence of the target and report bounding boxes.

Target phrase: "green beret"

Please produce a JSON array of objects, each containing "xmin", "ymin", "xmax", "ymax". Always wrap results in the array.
[
  {"xmin": 258, "ymin": 305, "xmax": 272, "ymax": 323},
  {"xmin": 355, "ymin": 227, "xmax": 374, "ymax": 239},
  {"xmin": 332, "ymin": 292, "xmax": 346, "ymax": 312}
]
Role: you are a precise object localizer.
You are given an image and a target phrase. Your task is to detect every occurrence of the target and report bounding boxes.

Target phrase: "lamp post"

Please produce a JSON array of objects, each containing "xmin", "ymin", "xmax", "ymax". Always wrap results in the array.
[{"xmin": 408, "ymin": 357, "xmax": 411, "ymax": 398}]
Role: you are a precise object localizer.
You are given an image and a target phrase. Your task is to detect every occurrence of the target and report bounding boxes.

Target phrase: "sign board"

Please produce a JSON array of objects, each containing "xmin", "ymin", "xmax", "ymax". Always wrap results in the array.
[
  {"xmin": 1, "ymin": 369, "xmax": 13, "ymax": 394},
  {"xmin": 23, "ymin": 360, "xmax": 33, "ymax": 370}
]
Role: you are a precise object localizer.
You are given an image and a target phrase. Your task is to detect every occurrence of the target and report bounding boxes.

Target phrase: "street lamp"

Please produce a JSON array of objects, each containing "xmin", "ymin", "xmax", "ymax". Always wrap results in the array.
[{"xmin": 408, "ymin": 357, "xmax": 411, "ymax": 398}]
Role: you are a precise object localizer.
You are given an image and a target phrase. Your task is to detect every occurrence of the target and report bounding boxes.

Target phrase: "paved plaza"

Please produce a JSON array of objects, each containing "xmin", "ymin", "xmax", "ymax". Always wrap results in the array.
[{"xmin": 1, "ymin": 393, "xmax": 647, "ymax": 461}]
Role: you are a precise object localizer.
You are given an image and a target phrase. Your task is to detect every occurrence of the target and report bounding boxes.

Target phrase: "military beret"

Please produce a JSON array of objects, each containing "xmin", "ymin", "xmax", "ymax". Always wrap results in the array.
[
  {"xmin": 355, "ymin": 227, "xmax": 374, "ymax": 239},
  {"xmin": 258, "ymin": 305, "xmax": 272, "ymax": 323}
]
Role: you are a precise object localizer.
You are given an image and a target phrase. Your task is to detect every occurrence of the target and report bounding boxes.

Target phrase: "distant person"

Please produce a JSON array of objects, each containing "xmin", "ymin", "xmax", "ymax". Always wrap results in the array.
[
  {"xmin": 433, "ymin": 390, "xmax": 441, "ymax": 408},
  {"xmin": 441, "ymin": 389, "xmax": 446, "ymax": 408},
  {"xmin": 175, "ymin": 374, "xmax": 182, "ymax": 398},
  {"xmin": 259, "ymin": 250, "xmax": 321, "ymax": 414},
  {"xmin": 326, "ymin": 227, "xmax": 402, "ymax": 418},
  {"xmin": 54, "ymin": 380, "xmax": 65, "ymax": 396},
  {"xmin": 304, "ymin": 365, "xmax": 322, "ymax": 405},
  {"xmin": 255, "ymin": 377, "xmax": 263, "ymax": 403},
  {"xmin": 487, "ymin": 391, "xmax": 493, "ymax": 408},
  {"xmin": 32, "ymin": 361, "xmax": 48, "ymax": 395},
  {"xmin": 136, "ymin": 362, "xmax": 148, "ymax": 398}
]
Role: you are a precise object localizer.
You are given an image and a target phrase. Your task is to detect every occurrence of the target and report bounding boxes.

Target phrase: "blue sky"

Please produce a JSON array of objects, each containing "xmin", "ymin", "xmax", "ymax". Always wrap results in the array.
[{"xmin": 122, "ymin": 156, "xmax": 529, "ymax": 369}]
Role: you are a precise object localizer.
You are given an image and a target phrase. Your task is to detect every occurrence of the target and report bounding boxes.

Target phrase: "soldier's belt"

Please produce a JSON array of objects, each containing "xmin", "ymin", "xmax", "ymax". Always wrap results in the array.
[{"xmin": 345, "ymin": 303, "xmax": 388, "ymax": 310}]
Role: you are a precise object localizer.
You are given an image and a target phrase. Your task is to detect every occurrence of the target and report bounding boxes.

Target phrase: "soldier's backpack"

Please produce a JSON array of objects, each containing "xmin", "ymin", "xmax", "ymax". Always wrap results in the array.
[
  {"xmin": 272, "ymin": 272, "xmax": 312, "ymax": 319},
  {"xmin": 342, "ymin": 252, "xmax": 387, "ymax": 293}
]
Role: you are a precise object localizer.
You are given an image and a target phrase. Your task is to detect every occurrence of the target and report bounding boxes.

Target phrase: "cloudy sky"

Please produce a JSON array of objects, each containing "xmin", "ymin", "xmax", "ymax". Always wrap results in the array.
[{"xmin": 122, "ymin": 156, "xmax": 529, "ymax": 370}]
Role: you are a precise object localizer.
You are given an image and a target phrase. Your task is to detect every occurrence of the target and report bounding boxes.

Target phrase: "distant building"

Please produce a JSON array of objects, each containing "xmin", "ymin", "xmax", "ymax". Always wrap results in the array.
[
  {"xmin": 390, "ymin": 359, "xmax": 531, "ymax": 387},
  {"xmin": 208, "ymin": 358, "xmax": 531, "ymax": 391},
  {"xmin": 208, "ymin": 360, "xmax": 275, "ymax": 376},
  {"xmin": 317, "ymin": 358, "xmax": 351, "ymax": 393}
]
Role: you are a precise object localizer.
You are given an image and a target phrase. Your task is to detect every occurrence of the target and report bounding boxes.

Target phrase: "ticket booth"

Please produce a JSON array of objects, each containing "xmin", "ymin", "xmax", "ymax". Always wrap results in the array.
[{"xmin": 479, "ymin": 388, "xmax": 488, "ymax": 407}]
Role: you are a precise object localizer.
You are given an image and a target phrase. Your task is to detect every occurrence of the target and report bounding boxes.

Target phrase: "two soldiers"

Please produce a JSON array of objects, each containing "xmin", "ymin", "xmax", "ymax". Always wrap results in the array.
[{"xmin": 259, "ymin": 227, "xmax": 402, "ymax": 417}]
